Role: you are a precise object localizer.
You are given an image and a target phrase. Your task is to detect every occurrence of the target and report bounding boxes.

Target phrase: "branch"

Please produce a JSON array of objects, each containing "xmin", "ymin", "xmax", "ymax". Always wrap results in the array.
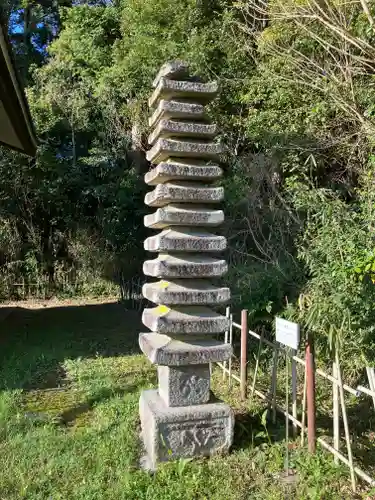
[{"xmin": 359, "ymin": 0, "xmax": 375, "ymax": 25}]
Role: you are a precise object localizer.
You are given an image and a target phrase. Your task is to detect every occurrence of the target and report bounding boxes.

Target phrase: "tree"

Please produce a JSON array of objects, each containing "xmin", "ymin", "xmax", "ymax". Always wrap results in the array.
[{"xmin": 5, "ymin": 0, "xmax": 73, "ymax": 82}]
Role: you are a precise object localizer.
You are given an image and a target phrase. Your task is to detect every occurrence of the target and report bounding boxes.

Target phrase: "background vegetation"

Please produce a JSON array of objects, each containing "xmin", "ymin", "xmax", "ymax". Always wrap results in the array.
[{"xmin": 1, "ymin": 0, "xmax": 375, "ymax": 373}]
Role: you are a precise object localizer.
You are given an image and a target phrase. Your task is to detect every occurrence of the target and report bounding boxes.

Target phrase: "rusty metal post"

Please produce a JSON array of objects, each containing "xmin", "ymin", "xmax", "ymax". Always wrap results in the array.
[
  {"xmin": 240, "ymin": 309, "xmax": 248, "ymax": 401},
  {"xmin": 306, "ymin": 332, "xmax": 316, "ymax": 453}
]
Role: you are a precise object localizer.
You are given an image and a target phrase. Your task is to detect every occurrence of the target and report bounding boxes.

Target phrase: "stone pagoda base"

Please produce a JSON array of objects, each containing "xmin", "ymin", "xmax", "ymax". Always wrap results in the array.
[{"xmin": 140, "ymin": 390, "xmax": 233, "ymax": 471}]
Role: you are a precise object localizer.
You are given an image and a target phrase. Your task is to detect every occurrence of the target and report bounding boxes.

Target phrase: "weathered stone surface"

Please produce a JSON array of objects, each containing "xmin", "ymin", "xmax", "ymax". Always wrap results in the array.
[
  {"xmin": 142, "ymin": 306, "xmax": 229, "ymax": 334},
  {"xmin": 145, "ymin": 160, "xmax": 223, "ymax": 186},
  {"xmin": 144, "ymin": 228, "xmax": 227, "ymax": 253},
  {"xmin": 149, "ymin": 78, "xmax": 218, "ymax": 109},
  {"xmin": 145, "ymin": 182, "xmax": 224, "ymax": 207},
  {"xmin": 144, "ymin": 204, "xmax": 224, "ymax": 229},
  {"xmin": 143, "ymin": 280, "xmax": 230, "ymax": 305},
  {"xmin": 140, "ymin": 63, "xmax": 233, "ymax": 471},
  {"xmin": 140, "ymin": 389, "xmax": 234, "ymax": 470},
  {"xmin": 149, "ymin": 100, "xmax": 207, "ymax": 129},
  {"xmin": 152, "ymin": 60, "xmax": 190, "ymax": 88},
  {"xmin": 158, "ymin": 365, "xmax": 210, "ymax": 407},
  {"xmin": 143, "ymin": 254, "xmax": 228, "ymax": 278},
  {"xmin": 139, "ymin": 333, "xmax": 232, "ymax": 366},
  {"xmin": 147, "ymin": 138, "xmax": 223, "ymax": 165},
  {"xmin": 148, "ymin": 119, "xmax": 217, "ymax": 145}
]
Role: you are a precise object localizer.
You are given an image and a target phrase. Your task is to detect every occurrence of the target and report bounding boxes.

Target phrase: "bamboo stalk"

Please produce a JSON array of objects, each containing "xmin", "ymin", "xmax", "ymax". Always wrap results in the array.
[
  {"xmin": 217, "ymin": 363, "xmax": 241, "ymax": 383},
  {"xmin": 356, "ymin": 384, "xmax": 375, "ymax": 398},
  {"xmin": 368, "ymin": 367, "xmax": 375, "ymax": 409},
  {"xmin": 359, "ymin": 0, "xmax": 375, "ymax": 26},
  {"xmin": 336, "ymin": 351, "xmax": 356, "ymax": 492},
  {"xmin": 285, "ymin": 348, "xmax": 290, "ymax": 472},
  {"xmin": 301, "ymin": 362, "xmax": 307, "ymax": 447},
  {"xmin": 370, "ymin": 369, "xmax": 375, "ymax": 406},
  {"xmin": 223, "ymin": 306, "xmax": 230, "ymax": 381},
  {"xmin": 270, "ymin": 345, "xmax": 279, "ymax": 424},
  {"xmin": 364, "ymin": 368, "xmax": 375, "ymax": 409},
  {"xmin": 333, "ymin": 360, "xmax": 340, "ymax": 463},
  {"xmin": 228, "ymin": 313, "xmax": 233, "ymax": 388},
  {"xmin": 240, "ymin": 309, "xmax": 248, "ymax": 401},
  {"xmin": 291, "ymin": 348, "xmax": 297, "ymax": 438},
  {"xmin": 250, "ymin": 330, "xmax": 263, "ymax": 403},
  {"xmin": 306, "ymin": 334, "xmax": 316, "ymax": 454}
]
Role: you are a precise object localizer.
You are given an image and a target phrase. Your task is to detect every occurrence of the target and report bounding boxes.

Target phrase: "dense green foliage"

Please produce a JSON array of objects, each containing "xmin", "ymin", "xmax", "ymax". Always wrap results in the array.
[{"xmin": 2, "ymin": 0, "xmax": 375, "ymax": 371}]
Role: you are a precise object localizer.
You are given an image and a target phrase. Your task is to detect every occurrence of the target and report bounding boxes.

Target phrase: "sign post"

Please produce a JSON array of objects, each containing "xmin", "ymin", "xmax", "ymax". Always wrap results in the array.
[{"xmin": 276, "ymin": 317, "xmax": 300, "ymax": 476}]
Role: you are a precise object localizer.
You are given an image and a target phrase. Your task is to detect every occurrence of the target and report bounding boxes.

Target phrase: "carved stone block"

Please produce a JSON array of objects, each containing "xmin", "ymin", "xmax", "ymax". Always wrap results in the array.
[
  {"xmin": 145, "ymin": 182, "xmax": 224, "ymax": 207},
  {"xmin": 144, "ymin": 204, "xmax": 224, "ymax": 229},
  {"xmin": 144, "ymin": 228, "xmax": 227, "ymax": 253},
  {"xmin": 140, "ymin": 389, "xmax": 234, "ymax": 470},
  {"xmin": 158, "ymin": 365, "xmax": 210, "ymax": 406},
  {"xmin": 149, "ymin": 78, "xmax": 218, "ymax": 108},
  {"xmin": 148, "ymin": 119, "xmax": 217, "ymax": 145},
  {"xmin": 143, "ymin": 254, "xmax": 228, "ymax": 278},
  {"xmin": 142, "ymin": 280, "xmax": 230, "ymax": 305},
  {"xmin": 144, "ymin": 160, "xmax": 223, "ymax": 186},
  {"xmin": 146, "ymin": 138, "xmax": 223, "ymax": 165},
  {"xmin": 139, "ymin": 333, "xmax": 232, "ymax": 366},
  {"xmin": 142, "ymin": 305, "xmax": 229, "ymax": 335},
  {"xmin": 149, "ymin": 100, "xmax": 206, "ymax": 129}
]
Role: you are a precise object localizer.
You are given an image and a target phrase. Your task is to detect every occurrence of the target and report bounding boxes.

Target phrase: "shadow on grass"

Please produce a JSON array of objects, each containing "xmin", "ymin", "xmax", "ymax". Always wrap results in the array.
[
  {"xmin": 232, "ymin": 408, "xmax": 286, "ymax": 451},
  {"xmin": 58, "ymin": 383, "xmax": 145, "ymax": 426},
  {"xmin": 0, "ymin": 301, "xmax": 142, "ymax": 391}
]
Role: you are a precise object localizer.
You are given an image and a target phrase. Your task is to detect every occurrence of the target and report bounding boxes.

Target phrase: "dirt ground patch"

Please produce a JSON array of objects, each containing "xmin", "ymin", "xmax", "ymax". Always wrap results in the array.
[{"xmin": 0, "ymin": 296, "xmax": 119, "ymax": 310}]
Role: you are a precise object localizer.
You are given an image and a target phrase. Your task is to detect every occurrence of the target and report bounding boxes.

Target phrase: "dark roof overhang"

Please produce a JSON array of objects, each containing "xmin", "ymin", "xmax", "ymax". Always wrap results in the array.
[{"xmin": 0, "ymin": 14, "xmax": 37, "ymax": 156}]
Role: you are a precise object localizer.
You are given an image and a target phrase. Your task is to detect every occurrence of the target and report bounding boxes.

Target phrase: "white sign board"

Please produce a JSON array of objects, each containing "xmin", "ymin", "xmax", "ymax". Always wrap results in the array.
[{"xmin": 275, "ymin": 317, "xmax": 300, "ymax": 350}]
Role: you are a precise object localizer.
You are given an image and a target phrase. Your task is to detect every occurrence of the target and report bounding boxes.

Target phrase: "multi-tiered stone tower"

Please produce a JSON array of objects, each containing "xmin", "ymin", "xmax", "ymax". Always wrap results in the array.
[{"xmin": 139, "ymin": 61, "xmax": 234, "ymax": 470}]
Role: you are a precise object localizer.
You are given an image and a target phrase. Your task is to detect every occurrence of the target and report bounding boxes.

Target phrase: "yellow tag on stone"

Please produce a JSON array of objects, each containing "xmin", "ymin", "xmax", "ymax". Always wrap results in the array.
[
  {"xmin": 156, "ymin": 305, "xmax": 170, "ymax": 316},
  {"xmin": 159, "ymin": 280, "xmax": 170, "ymax": 289}
]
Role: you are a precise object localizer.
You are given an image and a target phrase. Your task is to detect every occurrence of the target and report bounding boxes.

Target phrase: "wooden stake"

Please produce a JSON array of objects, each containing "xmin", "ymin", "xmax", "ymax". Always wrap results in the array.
[
  {"xmin": 240, "ymin": 309, "xmax": 248, "ymax": 401},
  {"xmin": 223, "ymin": 306, "xmax": 230, "ymax": 381},
  {"xmin": 333, "ymin": 360, "xmax": 340, "ymax": 463},
  {"xmin": 285, "ymin": 348, "xmax": 290, "ymax": 474},
  {"xmin": 301, "ymin": 362, "xmax": 307, "ymax": 447},
  {"xmin": 291, "ymin": 348, "xmax": 298, "ymax": 438},
  {"xmin": 228, "ymin": 313, "xmax": 233, "ymax": 388},
  {"xmin": 366, "ymin": 367, "xmax": 375, "ymax": 411},
  {"xmin": 270, "ymin": 345, "xmax": 279, "ymax": 424},
  {"xmin": 306, "ymin": 333, "xmax": 316, "ymax": 453},
  {"xmin": 250, "ymin": 330, "xmax": 263, "ymax": 403},
  {"xmin": 336, "ymin": 351, "xmax": 356, "ymax": 492}
]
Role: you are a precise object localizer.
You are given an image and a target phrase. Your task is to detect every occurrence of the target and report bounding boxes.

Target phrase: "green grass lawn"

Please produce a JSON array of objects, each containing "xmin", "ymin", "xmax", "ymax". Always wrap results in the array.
[{"xmin": 0, "ymin": 300, "xmax": 360, "ymax": 499}]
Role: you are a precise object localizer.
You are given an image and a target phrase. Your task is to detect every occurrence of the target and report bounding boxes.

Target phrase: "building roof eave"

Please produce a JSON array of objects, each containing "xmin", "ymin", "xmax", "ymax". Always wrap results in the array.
[{"xmin": 0, "ymin": 13, "xmax": 37, "ymax": 157}]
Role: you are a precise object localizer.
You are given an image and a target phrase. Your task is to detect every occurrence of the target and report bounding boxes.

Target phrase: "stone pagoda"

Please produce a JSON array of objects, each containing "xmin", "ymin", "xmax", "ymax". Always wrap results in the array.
[{"xmin": 139, "ymin": 61, "xmax": 234, "ymax": 470}]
